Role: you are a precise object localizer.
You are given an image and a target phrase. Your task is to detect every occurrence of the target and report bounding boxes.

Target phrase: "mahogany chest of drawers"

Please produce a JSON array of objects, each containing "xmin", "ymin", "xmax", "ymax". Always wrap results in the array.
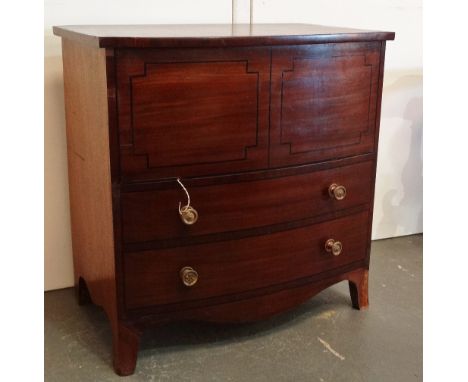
[{"xmin": 53, "ymin": 24, "xmax": 395, "ymax": 375}]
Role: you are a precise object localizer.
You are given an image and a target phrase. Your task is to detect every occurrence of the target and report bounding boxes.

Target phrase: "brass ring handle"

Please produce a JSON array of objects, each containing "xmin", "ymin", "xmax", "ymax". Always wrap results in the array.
[
  {"xmin": 328, "ymin": 184, "xmax": 347, "ymax": 201},
  {"xmin": 177, "ymin": 178, "xmax": 198, "ymax": 225},
  {"xmin": 179, "ymin": 205, "xmax": 198, "ymax": 225},
  {"xmin": 325, "ymin": 239, "xmax": 343, "ymax": 256},
  {"xmin": 180, "ymin": 266, "xmax": 198, "ymax": 287}
]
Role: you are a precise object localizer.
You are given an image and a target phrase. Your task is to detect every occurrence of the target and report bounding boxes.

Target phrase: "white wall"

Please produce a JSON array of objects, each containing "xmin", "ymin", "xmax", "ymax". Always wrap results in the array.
[{"xmin": 44, "ymin": 0, "xmax": 422, "ymax": 290}]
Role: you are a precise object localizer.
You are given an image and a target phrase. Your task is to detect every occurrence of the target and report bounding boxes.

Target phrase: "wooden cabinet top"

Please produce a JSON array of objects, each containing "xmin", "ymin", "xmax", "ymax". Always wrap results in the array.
[{"xmin": 53, "ymin": 24, "xmax": 395, "ymax": 48}]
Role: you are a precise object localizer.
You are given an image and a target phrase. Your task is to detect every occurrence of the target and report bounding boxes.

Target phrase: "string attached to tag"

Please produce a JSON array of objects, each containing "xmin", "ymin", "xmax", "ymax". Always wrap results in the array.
[{"xmin": 177, "ymin": 177, "xmax": 191, "ymax": 214}]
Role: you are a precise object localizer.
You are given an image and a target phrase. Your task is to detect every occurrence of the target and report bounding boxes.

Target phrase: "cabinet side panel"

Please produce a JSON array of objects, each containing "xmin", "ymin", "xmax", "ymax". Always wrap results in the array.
[
  {"xmin": 61, "ymin": 39, "xmax": 117, "ymax": 321},
  {"xmin": 365, "ymin": 41, "xmax": 387, "ymax": 266}
]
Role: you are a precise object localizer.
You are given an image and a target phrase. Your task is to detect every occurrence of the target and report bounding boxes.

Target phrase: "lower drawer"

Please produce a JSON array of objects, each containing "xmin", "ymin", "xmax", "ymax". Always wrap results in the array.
[{"xmin": 123, "ymin": 210, "xmax": 370, "ymax": 309}]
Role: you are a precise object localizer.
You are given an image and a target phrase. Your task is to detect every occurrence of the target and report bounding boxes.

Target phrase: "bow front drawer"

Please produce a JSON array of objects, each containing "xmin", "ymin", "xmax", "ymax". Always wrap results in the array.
[
  {"xmin": 123, "ymin": 210, "xmax": 370, "ymax": 309},
  {"xmin": 121, "ymin": 161, "xmax": 374, "ymax": 246}
]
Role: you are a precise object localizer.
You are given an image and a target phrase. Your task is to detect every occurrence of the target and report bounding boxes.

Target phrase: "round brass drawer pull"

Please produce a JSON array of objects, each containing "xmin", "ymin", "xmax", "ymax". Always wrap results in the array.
[
  {"xmin": 180, "ymin": 266, "xmax": 198, "ymax": 287},
  {"xmin": 328, "ymin": 184, "xmax": 347, "ymax": 200},
  {"xmin": 325, "ymin": 239, "xmax": 343, "ymax": 256},
  {"xmin": 177, "ymin": 178, "xmax": 198, "ymax": 225},
  {"xmin": 179, "ymin": 205, "xmax": 198, "ymax": 225}
]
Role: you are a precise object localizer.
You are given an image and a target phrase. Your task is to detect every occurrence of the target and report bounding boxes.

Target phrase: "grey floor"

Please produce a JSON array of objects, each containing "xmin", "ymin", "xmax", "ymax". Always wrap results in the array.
[{"xmin": 45, "ymin": 234, "xmax": 422, "ymax": 382}]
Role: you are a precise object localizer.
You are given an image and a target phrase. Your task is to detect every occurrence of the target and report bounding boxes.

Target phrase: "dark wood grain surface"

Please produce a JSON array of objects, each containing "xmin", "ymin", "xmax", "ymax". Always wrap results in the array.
[
  {"xmin": 126, "ymin": 267, "xmax": 369, "ymax": 325},
  {"xmin": 124, "ymin": 211, "xmax": 369, "ymax": 309},
  {"xmin": 53, "ymin": 24, "xmax": 395, "ymax": 48},
  {"xmin": 270, "ymin": 42, "xmax": 381, "ymax": 167},
  {"xmin": 117, "ymin": 47, "xmax": 270, "ymax": 181},
  {"xmin": 116, "ymin": 42, "xmax": 382, "ymax": 182},
  {"xmin": 56, "ymin": 24, "xmax": 393, "ymax": 375},
  {"xmin": 121, "ymin": 161, "xmax": 374, "ymax": 244}
]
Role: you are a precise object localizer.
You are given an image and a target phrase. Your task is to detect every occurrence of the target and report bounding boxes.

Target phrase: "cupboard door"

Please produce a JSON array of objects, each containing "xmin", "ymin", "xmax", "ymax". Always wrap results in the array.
[
  {"xmin": 117, "ymin": 47, "xmax": 270, "ymax": 182},
  {"xmin": 269, "ymin": 42, "xmax": 382, "ymax": 167}
]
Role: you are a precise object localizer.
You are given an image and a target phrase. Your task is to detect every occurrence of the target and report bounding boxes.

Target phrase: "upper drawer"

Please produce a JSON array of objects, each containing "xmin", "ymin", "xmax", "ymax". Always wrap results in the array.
[
  {"xmin": 121, "ymin": 160, "xmax": 374, "ymax": 246},
  {"xmin": 269, "ymin": 42, "xmax": 382, "ymax": 167},
  {"xmin": 116, "ymin": 47, "xmax": 271, "ymax": 182}
]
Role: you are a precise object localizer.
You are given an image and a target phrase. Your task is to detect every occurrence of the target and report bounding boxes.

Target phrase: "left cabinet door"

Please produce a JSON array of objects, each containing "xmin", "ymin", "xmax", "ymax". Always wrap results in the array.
[{"xmin": 116, "ymin": 47, "xmax": 271, "ymax": 182}]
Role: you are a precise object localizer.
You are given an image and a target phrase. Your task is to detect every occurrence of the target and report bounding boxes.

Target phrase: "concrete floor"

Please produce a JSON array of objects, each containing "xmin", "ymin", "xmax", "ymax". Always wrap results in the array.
[{"xmin": 45, "ymin": 234, "xmax": 422, "ymax": 382}]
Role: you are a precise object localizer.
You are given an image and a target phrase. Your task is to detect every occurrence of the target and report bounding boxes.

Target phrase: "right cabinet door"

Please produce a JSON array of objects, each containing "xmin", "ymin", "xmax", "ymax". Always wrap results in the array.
[{"xmin": 269, "ymin": 42, "xmax": 382, "ymax": 167}]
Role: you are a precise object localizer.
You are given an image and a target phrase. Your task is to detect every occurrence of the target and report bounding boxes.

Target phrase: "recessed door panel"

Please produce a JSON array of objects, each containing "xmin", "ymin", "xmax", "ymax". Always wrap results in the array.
[
  {"xmin": 117, "ymin": 48, "xmax": 270, "ymax": 181},
  {"xmin": 270, "ymin": 42, "xmax": 382, "ymax": 166}
]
